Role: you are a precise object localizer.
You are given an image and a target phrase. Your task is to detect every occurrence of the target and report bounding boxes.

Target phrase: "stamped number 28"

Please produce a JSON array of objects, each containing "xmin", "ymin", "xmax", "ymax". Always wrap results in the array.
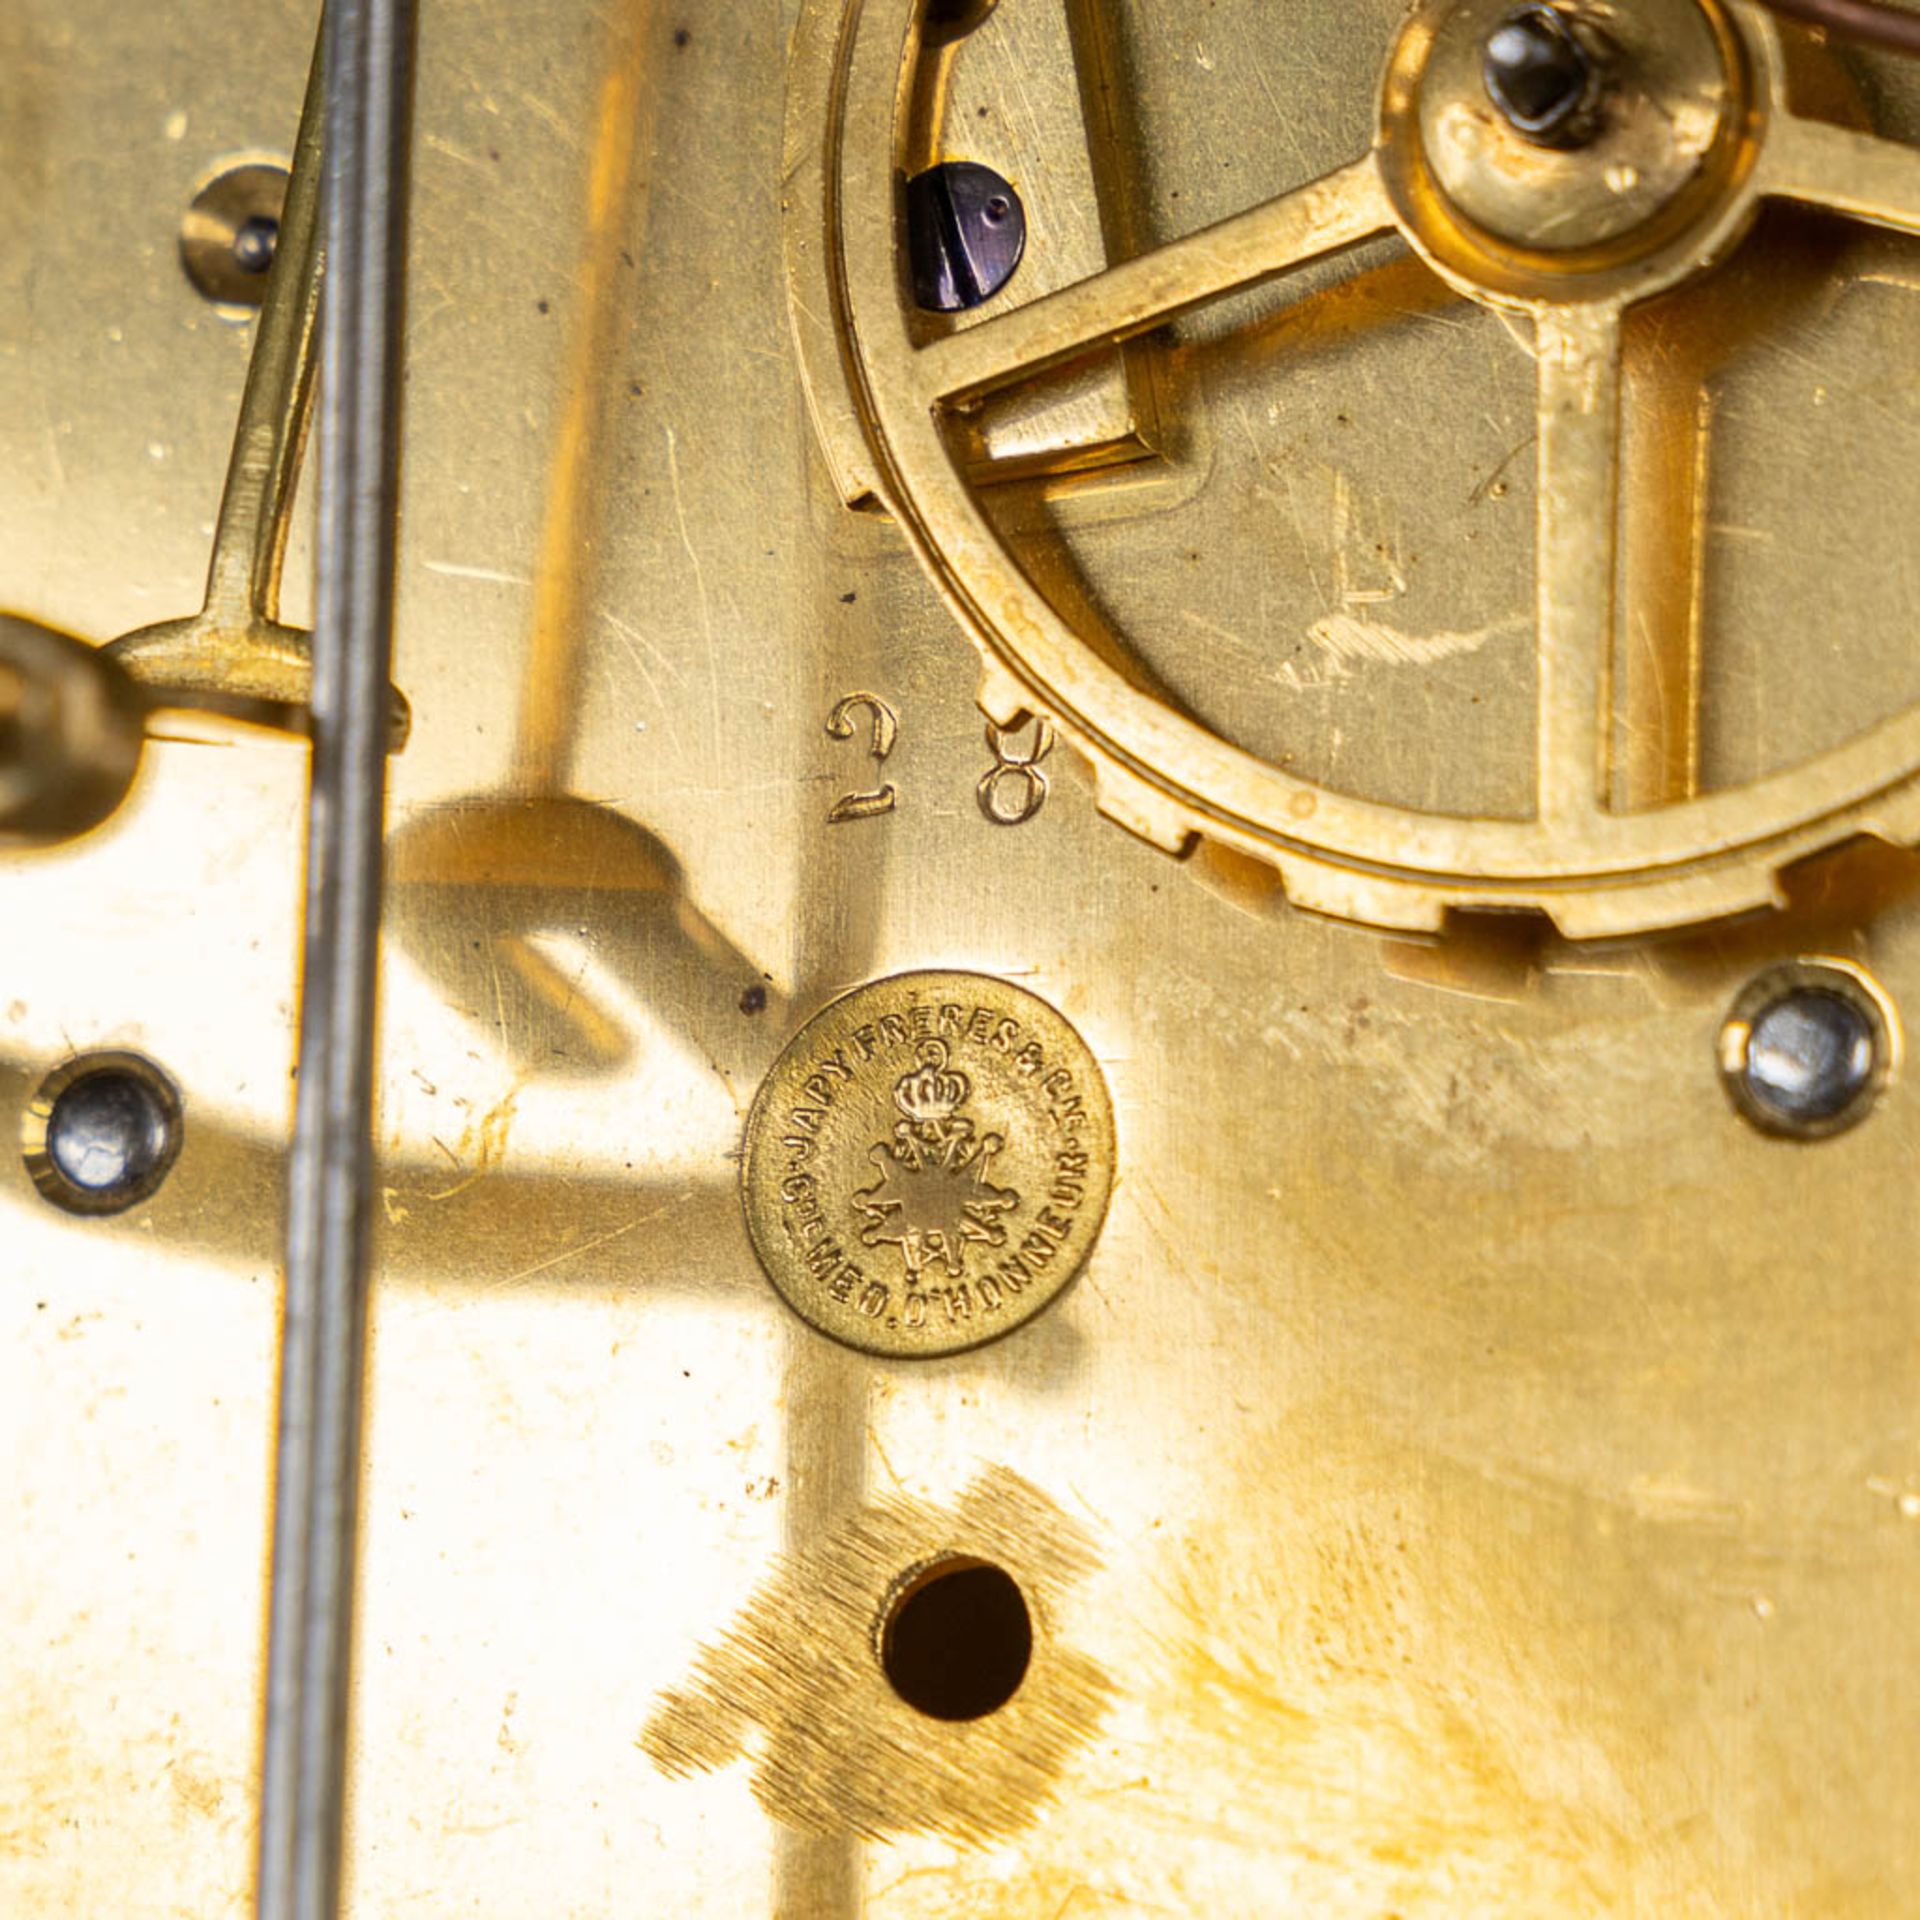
[{"xmin": 825, "ymin": 697, "xmax": 1054, "ymax": 826}]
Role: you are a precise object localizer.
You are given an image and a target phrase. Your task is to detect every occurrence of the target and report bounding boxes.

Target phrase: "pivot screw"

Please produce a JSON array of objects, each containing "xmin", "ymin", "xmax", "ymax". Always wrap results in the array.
[
  {"xmin": 1483, "ymin": 5, "xmax": 1605, "ymax": 147},
  {"xmin": 905, "ymin": 161, "xmax": 1026, "ymax": 312},
  {"xmin": 1720, "ymin": 965, "xmax": 1894, "ymax": 1141},
  {"xmin": 231, "ymin": 212, "xmax": 280, "ymax": 276},
  {"xmin": 49, "ymin": 1071, "xmax": 171, "ymax": 1194},
  {"xmin": 24, "ymin": 1053, "xmax": 183, "ymax": 1214}
]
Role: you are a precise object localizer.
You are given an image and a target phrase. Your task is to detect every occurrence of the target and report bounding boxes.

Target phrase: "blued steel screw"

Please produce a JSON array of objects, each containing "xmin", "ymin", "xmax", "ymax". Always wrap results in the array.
[{"xmin": 906, "ymin": 161, "xmax": 1027, "ymax": 312}]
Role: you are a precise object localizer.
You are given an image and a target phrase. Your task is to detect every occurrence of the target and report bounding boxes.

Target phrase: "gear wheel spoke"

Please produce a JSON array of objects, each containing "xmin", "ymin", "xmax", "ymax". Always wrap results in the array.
[
  {"xmin": 1762, "ymin": 113, "xmax": 1920, "ymax": 237},
  {"xmin": 1534, "ymin": 303, "xmax": 1625, "ymax": 826},
  {"xmin": 798, "ymin": 0, "xmax": 1920, "ymax": 936},
  {"xmin": 915, "ymin": 154, "xmax": 1397, "ymax": 407}
]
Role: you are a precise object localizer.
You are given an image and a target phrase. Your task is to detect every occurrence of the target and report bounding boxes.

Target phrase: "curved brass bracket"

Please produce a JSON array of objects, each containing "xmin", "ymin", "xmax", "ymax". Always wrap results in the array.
[{"xmin": 102, "ymin": 34, "xmax": 410, "ymax": 749}]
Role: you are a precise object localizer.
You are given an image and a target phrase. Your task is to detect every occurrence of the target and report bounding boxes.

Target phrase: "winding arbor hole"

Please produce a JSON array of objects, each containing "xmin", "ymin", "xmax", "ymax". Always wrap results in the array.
[{"xmin": 881, "ymin": 1558, "xmax": 1031, "ymax": 1721}]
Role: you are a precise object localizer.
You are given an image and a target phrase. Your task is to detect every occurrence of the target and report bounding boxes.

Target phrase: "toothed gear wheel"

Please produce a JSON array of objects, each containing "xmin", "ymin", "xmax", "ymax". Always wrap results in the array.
[{"xmin": 787, "ymin": 0, "xmax": 1920, "ymax": 938}]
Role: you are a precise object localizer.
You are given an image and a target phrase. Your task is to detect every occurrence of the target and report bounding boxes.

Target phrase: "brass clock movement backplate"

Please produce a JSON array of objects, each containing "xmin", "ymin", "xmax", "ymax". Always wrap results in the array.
[{"xmin": 7, "ymin": 1, "xmax": 1920, "ymax": 1914}]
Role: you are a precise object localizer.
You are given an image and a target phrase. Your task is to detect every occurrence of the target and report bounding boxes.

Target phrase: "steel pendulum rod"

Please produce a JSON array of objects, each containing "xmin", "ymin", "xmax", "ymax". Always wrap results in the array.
[{"xmin": 256, "ymin": 1, "xmax": 415, "ymax": 1917}]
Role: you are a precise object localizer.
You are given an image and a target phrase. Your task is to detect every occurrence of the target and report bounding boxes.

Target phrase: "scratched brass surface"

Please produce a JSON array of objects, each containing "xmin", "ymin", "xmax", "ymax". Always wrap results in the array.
[{"xmin": 5, "ymin": 2, "xmax": 1920, "ymax": 1915}]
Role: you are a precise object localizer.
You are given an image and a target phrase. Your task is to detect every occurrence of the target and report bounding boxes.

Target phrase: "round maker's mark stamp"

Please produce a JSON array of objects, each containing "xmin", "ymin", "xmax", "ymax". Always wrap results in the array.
[{"xmin": 742, "ymin": 972, "xmax": 1115, "ymax": 1358}]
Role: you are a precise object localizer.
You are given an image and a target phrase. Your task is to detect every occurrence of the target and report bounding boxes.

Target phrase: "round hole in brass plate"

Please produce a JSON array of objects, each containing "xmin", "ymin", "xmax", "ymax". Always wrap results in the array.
[{"xmin": 879, "ymin": 1556, "xmax": 1033, "ymax": 1721}]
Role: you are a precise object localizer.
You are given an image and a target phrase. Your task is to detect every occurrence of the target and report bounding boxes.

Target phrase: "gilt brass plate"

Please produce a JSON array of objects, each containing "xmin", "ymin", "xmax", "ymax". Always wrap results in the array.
[
  {"xmin": 742, "ymin": 972, "xmax": 1114, "ymax": 1357},
  {"xmin": 12, "ymin": 0, "xmax": 1920, "ymax": 1912}
]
